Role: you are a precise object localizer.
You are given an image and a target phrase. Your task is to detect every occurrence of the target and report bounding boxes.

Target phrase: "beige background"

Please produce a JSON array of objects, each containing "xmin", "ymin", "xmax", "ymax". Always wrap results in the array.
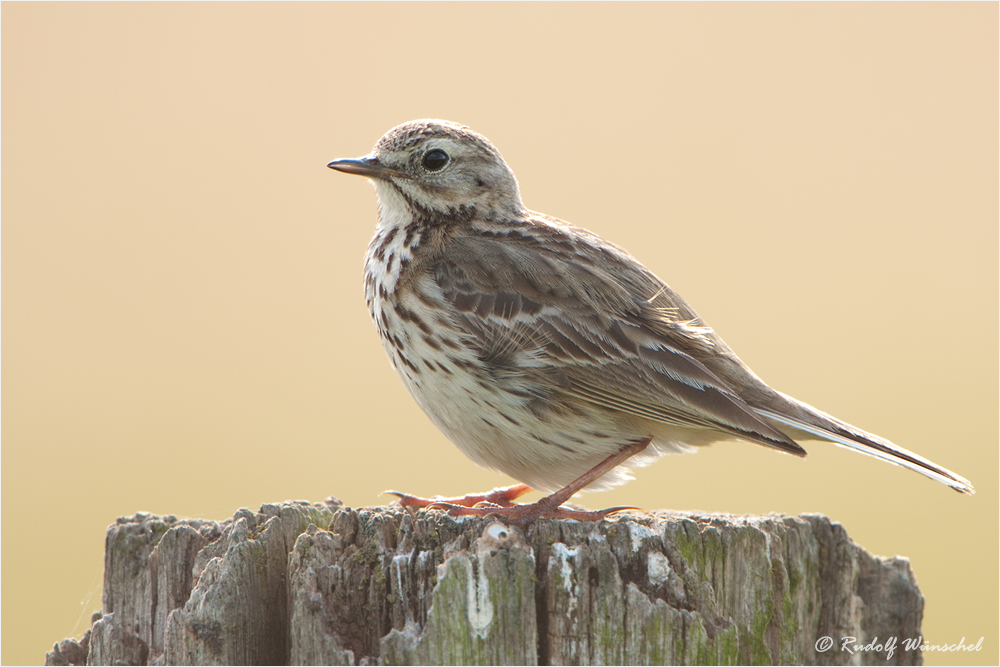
[{"xmin": 3, "ymin": 3, "xmax": 996, "ymax": 664}]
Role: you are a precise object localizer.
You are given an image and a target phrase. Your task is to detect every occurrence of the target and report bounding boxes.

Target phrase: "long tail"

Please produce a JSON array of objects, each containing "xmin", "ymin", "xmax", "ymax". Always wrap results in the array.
[{"xmin": 755, "ymin": 392, "xmax": 974, "ymax": 495}]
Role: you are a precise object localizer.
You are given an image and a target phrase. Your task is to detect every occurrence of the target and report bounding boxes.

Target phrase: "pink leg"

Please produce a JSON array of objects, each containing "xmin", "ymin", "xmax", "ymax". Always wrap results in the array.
[{"xmin": 404, "ymin": 438, "xmax": 651, "ymax": 527}]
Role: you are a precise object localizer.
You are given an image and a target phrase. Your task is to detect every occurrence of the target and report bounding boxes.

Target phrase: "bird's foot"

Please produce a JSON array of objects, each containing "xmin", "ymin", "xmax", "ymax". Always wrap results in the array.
[
  {"xmin": 386, "ymin": 439, "xmax": 651, "ymax": 526},
  {"xmin": 385, "ymin": 483, "xmax": 533, "ymax": 509},
  {"xmin": 422, "ymin": 499, "xmax": 640, "ymax": 526},
  {"xmin": 386, "ymin": 485, "xmax": 637, "ymax": 525}
]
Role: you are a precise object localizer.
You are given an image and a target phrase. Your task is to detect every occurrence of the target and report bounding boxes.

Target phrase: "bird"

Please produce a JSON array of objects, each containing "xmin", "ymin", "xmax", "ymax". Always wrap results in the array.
[{"xmin": 327, "ymin": 119, "xmax": 973, "ymax": 525}]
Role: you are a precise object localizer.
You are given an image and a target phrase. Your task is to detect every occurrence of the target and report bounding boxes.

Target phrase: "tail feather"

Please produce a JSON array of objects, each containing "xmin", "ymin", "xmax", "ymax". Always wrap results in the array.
[{"xmin": 755, "ymin": 394, "xmax": 974, "ymax": 495}]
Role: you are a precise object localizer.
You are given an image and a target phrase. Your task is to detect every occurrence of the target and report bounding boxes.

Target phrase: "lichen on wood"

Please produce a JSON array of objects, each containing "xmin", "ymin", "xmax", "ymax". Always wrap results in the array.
[{"xmin": 46, "ymin": 502, "xmax": 924, "ymax": 665}]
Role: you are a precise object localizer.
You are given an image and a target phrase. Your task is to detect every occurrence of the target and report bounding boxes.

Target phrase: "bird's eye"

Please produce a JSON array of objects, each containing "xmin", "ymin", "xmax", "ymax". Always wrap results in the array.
[{"xmin": 422, "ymin": 148, "xmax": 449, "ymax": 172}]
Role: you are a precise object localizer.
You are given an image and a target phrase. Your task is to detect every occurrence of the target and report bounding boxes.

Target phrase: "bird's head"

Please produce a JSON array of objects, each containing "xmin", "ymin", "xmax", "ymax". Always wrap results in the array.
[{"xmin": 328, "ymin": 119, "xmax": 524, "ymax": 223}]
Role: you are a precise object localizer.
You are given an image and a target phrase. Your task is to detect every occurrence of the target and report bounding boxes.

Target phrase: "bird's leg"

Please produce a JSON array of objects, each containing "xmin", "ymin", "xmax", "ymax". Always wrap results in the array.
[
  {"xmin": 385, "ymin": 483, "xmax": 533, "ymax": 509},
  {"xmin": 419, "ymin": 438, "xmax": 652, "ymax": 526}
]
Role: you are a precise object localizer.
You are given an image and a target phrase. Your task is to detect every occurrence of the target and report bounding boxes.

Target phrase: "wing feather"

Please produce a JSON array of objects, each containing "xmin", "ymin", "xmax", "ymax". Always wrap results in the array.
[{"xmin": 432, "ymin": 228, "xmax": 806, "ymax": 456}]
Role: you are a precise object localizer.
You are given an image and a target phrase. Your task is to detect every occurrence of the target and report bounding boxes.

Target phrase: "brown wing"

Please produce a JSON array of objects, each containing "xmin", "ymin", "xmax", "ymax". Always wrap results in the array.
[{"xmin": 430, "ymin": 225, "xmax": 806, "ymax": 456}]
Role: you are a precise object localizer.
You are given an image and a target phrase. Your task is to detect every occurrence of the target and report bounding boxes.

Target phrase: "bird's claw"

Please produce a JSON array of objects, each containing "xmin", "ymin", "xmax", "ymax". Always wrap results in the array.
[
  {"xmin": 384, "ymin": 484, "xmax": 533, "ymax": 509},
  {"xmin": 403, "ymin": 499, "xmax": 642, "ymax": 526}
]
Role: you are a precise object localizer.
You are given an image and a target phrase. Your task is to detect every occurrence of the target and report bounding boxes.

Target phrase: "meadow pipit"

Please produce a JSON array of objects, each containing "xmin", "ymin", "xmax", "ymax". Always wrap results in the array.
[{"xmin": 328, "ymin": 120, "xmax": 973, "ymax": 525}]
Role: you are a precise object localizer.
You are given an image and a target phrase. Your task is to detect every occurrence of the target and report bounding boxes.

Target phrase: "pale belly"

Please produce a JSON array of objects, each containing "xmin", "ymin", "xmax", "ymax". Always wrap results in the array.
[{"xmin": 369, "ymin": 285, "xmax": 697, "ymax": 492}]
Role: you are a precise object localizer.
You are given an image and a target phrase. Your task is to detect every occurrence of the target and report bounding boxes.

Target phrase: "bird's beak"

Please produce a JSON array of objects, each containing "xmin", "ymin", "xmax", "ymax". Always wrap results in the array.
[{"xmin": 326, "ymin": 156, "xmax": 408, "ymax": 181}]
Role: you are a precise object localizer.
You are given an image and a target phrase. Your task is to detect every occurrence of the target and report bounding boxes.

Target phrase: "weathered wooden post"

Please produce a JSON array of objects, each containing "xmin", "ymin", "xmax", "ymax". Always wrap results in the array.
[{"xmin": 46, "ymin": 501, "xmax": 924, "ymax": 665}]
